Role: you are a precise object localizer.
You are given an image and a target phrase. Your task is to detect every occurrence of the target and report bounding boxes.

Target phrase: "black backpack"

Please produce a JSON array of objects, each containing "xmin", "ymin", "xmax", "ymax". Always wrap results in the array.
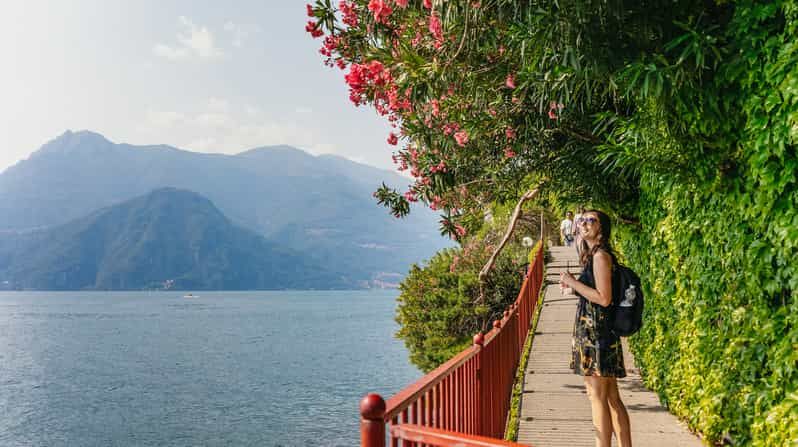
[{"xmin": 611, "ymin": 263, "xmax": 644, "ymax": 336}]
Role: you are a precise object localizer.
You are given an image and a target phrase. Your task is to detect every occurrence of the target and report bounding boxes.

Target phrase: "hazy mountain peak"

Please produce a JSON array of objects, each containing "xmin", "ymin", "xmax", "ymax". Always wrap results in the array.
[
  {"xmin": 235, "ymin": 145, "xmax": 315, "ymax": 160},
  {"xmin": 35, "ymin": 130, "xmax": 114, "ymax": 157}
]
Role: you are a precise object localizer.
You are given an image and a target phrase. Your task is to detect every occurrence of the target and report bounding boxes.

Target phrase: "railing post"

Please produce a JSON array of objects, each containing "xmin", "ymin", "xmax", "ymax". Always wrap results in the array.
[
  {"xmin": 473, "ymin": 332, "xmax": 484, "ymax": 436},
  {"xmin": 361, "ymin": 393, "xmax": 386, "ymax": 447}
]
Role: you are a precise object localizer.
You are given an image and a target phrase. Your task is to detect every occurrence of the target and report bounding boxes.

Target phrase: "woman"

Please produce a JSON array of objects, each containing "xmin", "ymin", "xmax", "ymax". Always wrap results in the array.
[{"xmin": 559, "ymin": 210, "xmax": 632, "ymax": 447}]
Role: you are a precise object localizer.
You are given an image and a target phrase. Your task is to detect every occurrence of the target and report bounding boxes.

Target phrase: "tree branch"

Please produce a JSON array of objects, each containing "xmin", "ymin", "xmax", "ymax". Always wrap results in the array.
[{"xmin": 476, "ymin": 180, "xmax": 545, "ymax": 303}]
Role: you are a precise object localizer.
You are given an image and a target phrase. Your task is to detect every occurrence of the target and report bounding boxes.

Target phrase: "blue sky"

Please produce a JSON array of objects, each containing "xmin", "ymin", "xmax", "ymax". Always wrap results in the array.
[{"xmin": 0, "ymin": 1, "xmax": 395, "ymax": 173}]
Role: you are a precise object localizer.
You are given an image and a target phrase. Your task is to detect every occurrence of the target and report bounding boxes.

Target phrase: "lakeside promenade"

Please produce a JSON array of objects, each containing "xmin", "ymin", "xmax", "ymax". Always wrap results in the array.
[{"xmin": 517, "ymin": 246, "xmax": 703, "ymax": 446}]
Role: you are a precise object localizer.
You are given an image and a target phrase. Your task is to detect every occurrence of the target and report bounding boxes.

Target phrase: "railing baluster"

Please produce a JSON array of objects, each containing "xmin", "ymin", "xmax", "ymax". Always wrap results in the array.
[{"xmin": 391, "ymin": 416, "xmax": 399, "ymax": 447}]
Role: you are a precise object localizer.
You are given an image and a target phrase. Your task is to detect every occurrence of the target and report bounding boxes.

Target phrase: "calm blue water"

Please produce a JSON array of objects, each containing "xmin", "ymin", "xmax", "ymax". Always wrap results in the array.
[{"xmin": 0, "ymin": 291, "xmax": 421, "ymax": 446}]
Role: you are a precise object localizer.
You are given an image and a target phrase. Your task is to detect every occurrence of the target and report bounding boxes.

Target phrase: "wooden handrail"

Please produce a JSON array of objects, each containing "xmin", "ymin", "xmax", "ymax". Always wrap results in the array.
[
  {"xmin": 385, "ymin": 344, "xmax": 480, "ymax": 421},
  {"xmin": 390, "ymin": 424, "xmax": 535, "ymax": 447},
  {"xmin": 361, "ymin": 242, "xmax": 545, "ymax": 447}
]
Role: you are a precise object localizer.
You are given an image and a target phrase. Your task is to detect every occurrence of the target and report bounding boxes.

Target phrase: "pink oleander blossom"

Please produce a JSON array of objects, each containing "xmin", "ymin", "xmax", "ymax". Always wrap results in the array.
[
  {"xmin": 423, "ymin": 0, "xmax": 432, "ymax": 8},
  {"xmin": 305, "ymin": 21, "xmax": 324, "ymax": 38},
  {"xmin": 429, "ymin": 13, "xmax": 443, "ymax": 42},
  {"xmin": 548, "ymin": 101, "xmax": 564, "ymax": 120},
  {"xmin": 368, "ymin": 0, "xmax": 393, "ymax": 24},
  {"xmin": 454, "ymin": 130, "xmax": 469, "ymax": 146},
  {"xmin": 431, "ymin": 99, "xmax": 440, "ymax": 117},
  {"xmin": 504, "ymin": 147, "xmax": 516, "ymax": 158},
  {"xmin": 505, "ymin": 73, "xmax": 516, "ymax": 89},
  {"xmin": 339, "ymin": 1, "xmax": 359, "ymax": 27},
  {"xmin": 387, "ymin": 132, "xmax": 398, "ymax": 145},
  {"xmin": 306, "ymin": 4, "xmax": 314, "ymax": 17},
  {"xmin": 505, "ymin": 127, "xmax": 516, "ymax": 140}
]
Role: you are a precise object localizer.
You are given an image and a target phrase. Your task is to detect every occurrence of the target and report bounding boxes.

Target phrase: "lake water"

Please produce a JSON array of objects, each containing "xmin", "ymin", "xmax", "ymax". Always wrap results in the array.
[{"xmin": 0, "ymin": 291, "xmax": 421, "ymax": 446}]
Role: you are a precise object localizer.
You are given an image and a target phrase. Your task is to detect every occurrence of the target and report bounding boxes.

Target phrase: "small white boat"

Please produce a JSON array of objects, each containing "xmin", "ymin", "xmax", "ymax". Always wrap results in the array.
[{"xmin": 183, "ymin": 293, "xmax": 199, "ymax": 298}]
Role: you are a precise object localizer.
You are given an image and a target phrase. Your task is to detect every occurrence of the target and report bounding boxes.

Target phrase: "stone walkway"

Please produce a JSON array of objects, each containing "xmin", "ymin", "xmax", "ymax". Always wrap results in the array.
[{"xmin": 517, "ymin": 246, "xmax": 703, "ymax": 447}]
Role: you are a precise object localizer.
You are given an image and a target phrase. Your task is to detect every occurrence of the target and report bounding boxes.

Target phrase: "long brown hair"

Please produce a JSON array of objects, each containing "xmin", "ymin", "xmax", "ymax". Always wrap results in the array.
[{"xmin": 579, "ymin": 209, "xmax": 616, "ymax": 266}]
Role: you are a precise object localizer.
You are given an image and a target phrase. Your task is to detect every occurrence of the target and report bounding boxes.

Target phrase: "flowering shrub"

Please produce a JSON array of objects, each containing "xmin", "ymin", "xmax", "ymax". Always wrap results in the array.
[
  {"xmin": 307, "ymin": 0, "xmax": 634, "ymax": 241},
  {"xmin": 395, "ymin": 212, "xmax": 538, "ymax": 372}
]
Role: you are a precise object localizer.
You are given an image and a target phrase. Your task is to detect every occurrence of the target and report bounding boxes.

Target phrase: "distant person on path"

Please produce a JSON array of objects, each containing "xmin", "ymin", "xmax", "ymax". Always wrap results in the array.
[
  {"xmin": 559, "ymin": 210, "xmax": 632, "ymax": 447},
  {"xmin": 573, "ymin": 206, "xmax": 586, "ymax": 256},
  {"xmin": 560, "ymin": 211, "xmax": 574, "ymax": 246}
]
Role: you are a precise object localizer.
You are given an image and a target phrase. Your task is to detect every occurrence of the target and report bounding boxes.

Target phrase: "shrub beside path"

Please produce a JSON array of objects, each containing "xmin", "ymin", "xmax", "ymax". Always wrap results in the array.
[{"xmin": 517, "ymin": 246, "xmax": 703, "ymax": 446}]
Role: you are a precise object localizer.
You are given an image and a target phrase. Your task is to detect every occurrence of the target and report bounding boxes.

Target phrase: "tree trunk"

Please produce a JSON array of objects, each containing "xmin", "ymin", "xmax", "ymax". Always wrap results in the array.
[{"xmin": 476, "ymin": 182, "xmax": 544, "ymax": 304}]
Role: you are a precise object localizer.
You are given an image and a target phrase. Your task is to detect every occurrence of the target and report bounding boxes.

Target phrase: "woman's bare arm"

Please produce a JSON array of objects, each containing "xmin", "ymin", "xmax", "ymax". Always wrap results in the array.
[{"xmin": 560, "ymin": 250, "xmax": 613, "ymax": 307}]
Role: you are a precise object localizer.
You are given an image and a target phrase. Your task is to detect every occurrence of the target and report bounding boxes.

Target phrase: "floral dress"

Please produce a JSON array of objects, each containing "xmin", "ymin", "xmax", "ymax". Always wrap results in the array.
[{"xmin": 570, "ymin": 260, "xmax": 626, "ymax": 377}]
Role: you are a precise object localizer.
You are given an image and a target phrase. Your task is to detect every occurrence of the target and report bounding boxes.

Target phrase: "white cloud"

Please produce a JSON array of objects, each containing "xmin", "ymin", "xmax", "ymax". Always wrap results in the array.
[
  {"xmin": 154, "ymin": 16, "xmax": 222, "ymax": 60},
  {"xmin": 206, "ymin": 97, "xmax": 230, "ymax": 112},
  {"xmin": 142, "ymin": 98, "xmax": 337, "ymax": 156},
  {"xmin": 223, "ymin": 21, "xmax": 260, "ymax": 47},
  {"xmin": 145, "ymin": 109, "xmax": 185, "ymax": 127},
  {"xmin": 185, "ymin": 136, "xmax": 218, "ymax": 151}
]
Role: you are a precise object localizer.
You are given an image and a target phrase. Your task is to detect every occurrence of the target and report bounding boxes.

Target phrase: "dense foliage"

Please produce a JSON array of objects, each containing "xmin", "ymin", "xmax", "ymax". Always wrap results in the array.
[{"xmin": 308, "ymin": 1, "xmax": 797, "ymax": 443}]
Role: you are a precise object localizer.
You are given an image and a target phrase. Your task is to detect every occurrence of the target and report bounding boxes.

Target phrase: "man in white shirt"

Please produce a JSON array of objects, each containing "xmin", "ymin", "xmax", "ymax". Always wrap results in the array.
[{"xmin": 560, "ymin": 211, "xmax": 574, "ymax": 247}]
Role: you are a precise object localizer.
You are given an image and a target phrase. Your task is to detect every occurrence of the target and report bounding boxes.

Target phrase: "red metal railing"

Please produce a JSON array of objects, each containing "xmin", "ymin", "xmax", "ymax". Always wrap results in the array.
[{"xmin": 360, "ymin": 242, "xmax": 544, "ymax": 447}]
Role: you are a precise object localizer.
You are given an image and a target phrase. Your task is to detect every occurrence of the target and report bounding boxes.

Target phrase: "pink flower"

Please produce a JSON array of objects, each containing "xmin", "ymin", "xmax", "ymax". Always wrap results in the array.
[
  {"xmin": 423, "ymin": 0, "xmax": 432, "ymax": 8},
  {"xmin": 504, "ymin": 147, "xmax": 516, "ymax": 158},
  {"xmin": 305, "ymin": 21, "xmax": 324, "ymax": 38},
  {"xmin": 387, "ymin": 132, "xmax": 398, "ymax": 145},
  {"xmin": 411, "ymin": 31, "xmax": 423, "ymax": 47},
  {"xmin": 403, "ymin": 190, "xmax": 417, "ymax": 202},
  {"xmin": 339, "ymin": 1, "xmax": 359, "ymax": 27},
  {"xmin": 505, "ymin": 73, "xmax": 516, "ymax": 89},
  {"xmin": 454, "ymin": 130, "xmax": 469, "ymax": 146},
  {"xmin": 306, "ymin": 4, "xmax": 315, "ymax": 17},
  {"xmin": 505, "ymin": 127, "xmax": 516, "ymax": 140},
  {"xmin": 430, "ymin": 99, "xmax": 440, "ymax": 117},
  {"xmin": 395, "ymin": 0, "xmax": 409, "ymax": 7},
  {"xmin": 454, "ymin": 224, "xmax": 467, "ymax": 237},
  {"xmin": 441, "ymin": 122, "xmax": 460, "ymax": 136},
  {"xmin": 430, "ymin": 195, "xmax": 443, "ymax": 210},
  {"xmin": 548, "ymin": 101, "xmax": 564, "ymax": 120},
  {"xmin": 428, "ymin": 13, "xmax": 443, "ymax": 42},
  {"xmin": 368, "ymin": 0, "xmax": 393, "ymax": 24}
]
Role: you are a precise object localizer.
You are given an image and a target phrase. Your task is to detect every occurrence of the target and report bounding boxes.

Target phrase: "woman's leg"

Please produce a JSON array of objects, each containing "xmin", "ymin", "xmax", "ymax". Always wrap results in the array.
[
  {"xmin": 607, "ymin": 378, "xmax": 632, "ymax": 447},
  {"xmin": 584, "ymin": 376, "xmax": 613, "ymax": 447}
]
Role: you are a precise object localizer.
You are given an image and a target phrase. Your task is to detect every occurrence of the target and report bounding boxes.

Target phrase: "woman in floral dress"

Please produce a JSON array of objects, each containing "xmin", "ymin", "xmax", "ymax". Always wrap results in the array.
[{"xmin": 559, "ymin": 210, "xmax": 632, "ymax": 447}]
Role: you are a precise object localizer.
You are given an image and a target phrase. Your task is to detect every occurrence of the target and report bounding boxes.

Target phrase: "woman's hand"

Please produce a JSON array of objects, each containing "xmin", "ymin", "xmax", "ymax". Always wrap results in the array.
[{"xmin": 559, "ymin": 271, "xmax": 576, "ymax": 289}]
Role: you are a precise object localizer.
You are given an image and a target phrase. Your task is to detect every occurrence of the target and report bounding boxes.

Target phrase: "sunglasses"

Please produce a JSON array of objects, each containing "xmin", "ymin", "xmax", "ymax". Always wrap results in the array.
[{"xmin": 580, "ymin": 217, "xmax": 598, "ymax": 225}]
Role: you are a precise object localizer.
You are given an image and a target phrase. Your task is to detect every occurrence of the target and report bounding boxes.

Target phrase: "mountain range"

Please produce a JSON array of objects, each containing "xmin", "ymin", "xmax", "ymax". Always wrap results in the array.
[
  {"xmin": 0, "ymin": 131, "xmax": 451, "ymax": 289},
  {"xmin": 0, "ymin": 188, "xmax": 351, "ymax": 290}
]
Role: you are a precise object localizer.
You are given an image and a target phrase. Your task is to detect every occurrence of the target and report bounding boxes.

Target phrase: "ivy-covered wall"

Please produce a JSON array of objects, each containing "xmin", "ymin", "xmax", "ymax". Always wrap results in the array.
[{"xmin": 616, "ymin": 4, "xmax": 798, "ymax": 445}]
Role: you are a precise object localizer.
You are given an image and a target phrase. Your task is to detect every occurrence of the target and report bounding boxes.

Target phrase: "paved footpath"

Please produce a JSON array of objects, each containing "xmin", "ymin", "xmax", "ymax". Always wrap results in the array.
[{"xmin": 517, "ymin": 246, "xmax": 703, "ymax": 447}]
